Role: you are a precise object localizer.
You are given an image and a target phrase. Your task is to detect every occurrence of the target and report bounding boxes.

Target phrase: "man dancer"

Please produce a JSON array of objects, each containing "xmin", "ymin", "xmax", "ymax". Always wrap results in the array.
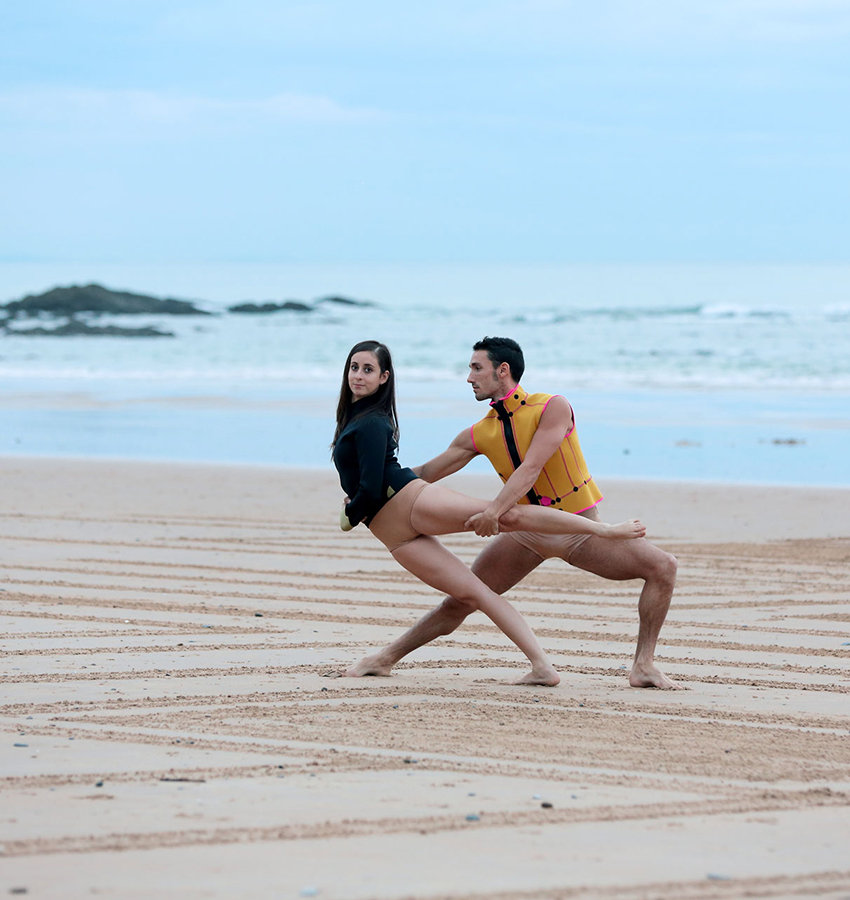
[{"xmin": 347, "ymin": 336, "xmax": 681, "ymax": 690}]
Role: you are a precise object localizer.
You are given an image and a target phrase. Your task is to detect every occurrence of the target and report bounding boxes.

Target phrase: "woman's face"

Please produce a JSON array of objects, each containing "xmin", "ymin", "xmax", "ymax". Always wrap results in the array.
[{"xmin": 348, "ymin": 350, "xmax": 388, "ymax": 402}]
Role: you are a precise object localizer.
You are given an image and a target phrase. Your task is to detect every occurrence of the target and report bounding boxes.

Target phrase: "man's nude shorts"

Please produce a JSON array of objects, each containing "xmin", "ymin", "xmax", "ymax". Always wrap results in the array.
[
  {"xmin": 367, "ymin": 478, "xmax": 430, "ymax": 553},
  {"xmin": 507, "ymin": 504, "xmax": 602, "ymax": 563}
]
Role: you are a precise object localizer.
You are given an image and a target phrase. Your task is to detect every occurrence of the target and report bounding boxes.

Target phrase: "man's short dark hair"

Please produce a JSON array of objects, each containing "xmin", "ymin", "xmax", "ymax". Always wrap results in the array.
[{"xmin": 473, "ymin": 336, "xmax": 525, "ymax": 382}]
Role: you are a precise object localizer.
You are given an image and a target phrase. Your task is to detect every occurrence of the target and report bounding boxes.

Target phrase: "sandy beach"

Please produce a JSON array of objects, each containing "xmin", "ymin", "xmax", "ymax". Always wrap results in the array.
[{"xmin": 1, "ymin": 456, "xmax": 849, "ymax": 899}]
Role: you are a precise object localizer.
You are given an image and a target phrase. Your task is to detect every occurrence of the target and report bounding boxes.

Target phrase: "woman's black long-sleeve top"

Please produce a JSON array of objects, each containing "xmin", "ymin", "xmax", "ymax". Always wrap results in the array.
[{"xmin": 333, "ymin": 403, "xmax": 418, "ymax": 527}]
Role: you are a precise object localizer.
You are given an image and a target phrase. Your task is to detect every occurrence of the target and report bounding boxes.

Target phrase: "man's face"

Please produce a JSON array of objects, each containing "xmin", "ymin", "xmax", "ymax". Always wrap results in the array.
[{"xmin": 467, "ymin": 350, "xmax": 503, "ymax": 402}]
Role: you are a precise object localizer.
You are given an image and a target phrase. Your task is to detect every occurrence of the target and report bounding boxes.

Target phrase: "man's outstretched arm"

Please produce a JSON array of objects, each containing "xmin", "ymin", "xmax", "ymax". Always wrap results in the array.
[
  {"xmin": 466, "ymin": 396, "xmax": 574, "ymax": 536},
  {"xmin": 412, "ymin": 428, "xmax": 478, "ymax": 483}
]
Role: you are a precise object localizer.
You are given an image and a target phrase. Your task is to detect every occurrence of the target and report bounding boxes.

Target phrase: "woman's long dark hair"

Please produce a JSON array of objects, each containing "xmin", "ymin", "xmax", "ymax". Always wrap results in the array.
[{"xmin": 332, "ymin": 340, "xmax": 399, "ymax": 448}]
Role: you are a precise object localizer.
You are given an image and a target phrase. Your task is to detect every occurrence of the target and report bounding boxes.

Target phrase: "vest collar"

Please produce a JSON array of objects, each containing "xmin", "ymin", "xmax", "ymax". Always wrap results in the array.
[{"xmin": 490, "ymin": 384, "xmax": 528, "ymax": 416}]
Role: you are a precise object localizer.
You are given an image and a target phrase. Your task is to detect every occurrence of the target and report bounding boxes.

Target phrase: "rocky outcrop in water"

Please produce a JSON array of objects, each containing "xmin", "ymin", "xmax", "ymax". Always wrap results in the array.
[
  {"xmin": 1, "ymin": 283, "xmax": 211, "ymax": 318},
  {"xmin": 228, "ymin": 301, "xmax": 313, "ymax": 314},
  {"xmin": 2, "ymin": 320, "xmax": 174, "ymax": 338},
  {"xmin": 0, "ymin": 283, "xmax": 377, "ymax": 337},
  {"xmin": 315, "ymin": 295, "xmax": 376, "ymax": 308},
  {"xmin": 227, "ymin": 295, "xmax": 376, "ymax": 314}
]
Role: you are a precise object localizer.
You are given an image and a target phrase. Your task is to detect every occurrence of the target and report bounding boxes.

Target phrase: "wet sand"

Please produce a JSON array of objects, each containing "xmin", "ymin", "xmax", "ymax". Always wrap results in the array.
[{"xmin": 1, "ymin": 457, "xmax": 849, "ymax": 899}]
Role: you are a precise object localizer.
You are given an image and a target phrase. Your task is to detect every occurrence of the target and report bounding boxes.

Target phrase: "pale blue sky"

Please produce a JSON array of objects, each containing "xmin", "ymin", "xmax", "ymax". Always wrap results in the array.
[{"xmin": 2, "ymin": 1, "xmax": 849, "ymax": 264}]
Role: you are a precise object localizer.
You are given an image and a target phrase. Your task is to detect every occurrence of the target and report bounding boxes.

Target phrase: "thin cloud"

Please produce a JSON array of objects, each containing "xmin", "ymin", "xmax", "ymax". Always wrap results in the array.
[
  {"xmin": 158, "ymin": 0, "xmax": 850, "ymax": 46},
  {"xmin": 479, "ymin": 0, "xmax": 850, "ymax": 46},
  {"xmin": 0, "ymin": 87, "xmax": 382, "ymax": 134}
]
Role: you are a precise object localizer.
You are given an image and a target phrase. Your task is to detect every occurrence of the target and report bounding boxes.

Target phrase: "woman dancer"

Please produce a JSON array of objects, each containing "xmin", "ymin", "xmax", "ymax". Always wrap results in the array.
[{"xmin": 332, "ymin": 340, "xmax": 645, "ymax": 685}]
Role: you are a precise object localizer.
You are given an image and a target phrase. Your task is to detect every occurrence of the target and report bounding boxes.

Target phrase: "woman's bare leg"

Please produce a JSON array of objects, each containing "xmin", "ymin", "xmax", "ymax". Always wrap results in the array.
[
  {"xmin": 391, "ymin": 535, "xmax": 559, "ymax": 686},
  {"xmin": 346, "ymin": 536, "xmax": 539, "ymax": 678},
  {"xmin": 410, "ymin": 483, "xmax": 644, "ymax": 539}
]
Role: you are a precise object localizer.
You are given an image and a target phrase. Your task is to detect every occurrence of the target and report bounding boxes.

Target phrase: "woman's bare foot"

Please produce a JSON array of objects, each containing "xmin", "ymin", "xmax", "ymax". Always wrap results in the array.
[
  {"xmin": 606, "ymin": 519, "xmax": 647, "ymax": 540},
  {"xmin": 514, "ymin": 666, "xmax": 560, "ymax": 687},
  {"xmin": 629, "ymin": 662, "xmax": 686, "ymax": 690},
  {"xmin": 345, "ymin": 654, "xmax": 394, "ymax": 677}
]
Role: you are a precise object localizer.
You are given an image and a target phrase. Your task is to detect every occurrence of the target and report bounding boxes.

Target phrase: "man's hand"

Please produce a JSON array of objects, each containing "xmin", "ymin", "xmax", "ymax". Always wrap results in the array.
[{"xmin": 464, "ymin": 507, "xmax": 502, "ymax": 537}]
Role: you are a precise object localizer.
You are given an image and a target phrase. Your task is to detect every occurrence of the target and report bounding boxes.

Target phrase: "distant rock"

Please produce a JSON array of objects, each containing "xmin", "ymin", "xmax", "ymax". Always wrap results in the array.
[
  {"xmin": 227, "ymin": 301, "xmax": 313, "ymax": 314},
  {"xmin": 1, "ymin": 283, "xmax": 211, "ymax": 318},
  {"xmin": 227, "ymin": 295, "xmax": 376, "ymax": 314},
  {"xmin": 314, "ymin": 295, "xmax": 376, "ymax": 308},
  {"xmin": 228, "ymin": 296, "xmax": 375, "ymax": 313},
  {"xmin": 3, "ymin": 319, "xmax": 174, "ymax": 338}
]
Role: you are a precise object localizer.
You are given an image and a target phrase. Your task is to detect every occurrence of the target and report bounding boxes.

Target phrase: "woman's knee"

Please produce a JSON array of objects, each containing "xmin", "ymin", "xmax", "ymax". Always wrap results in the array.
[{"xmin": 443, "ymin": 584, "xmax": 483, "ymax": 611}]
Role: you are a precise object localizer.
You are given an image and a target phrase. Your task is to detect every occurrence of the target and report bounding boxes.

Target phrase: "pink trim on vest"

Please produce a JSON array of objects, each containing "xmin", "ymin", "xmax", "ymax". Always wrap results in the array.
[
  {"xmin": 541, "ymin": 394, "xmax": 558, "ymax": 413},
  {"xmin": 540, "ymin": 465, "xmax": 558, "ymax": 495},
  {"xmin": 567, "ymin": 433, "xmax": 585, "ymax": 473},
  {"xmin": 489, "ymin": 384, "xmax": 520, "ymax": 407},
  {"xmin": 557, "ymin": 444, "xmax": 579, "ymax": 488},
  {"xmin": 574, "ymin": 497, "xmax": 603, "ymax": 514}
]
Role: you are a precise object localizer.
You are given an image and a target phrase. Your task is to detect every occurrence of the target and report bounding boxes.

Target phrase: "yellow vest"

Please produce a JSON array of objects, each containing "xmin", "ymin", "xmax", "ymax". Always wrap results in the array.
[{"xmin": 470, "ymin": 385, "xmax": 602, "ymax": 514}]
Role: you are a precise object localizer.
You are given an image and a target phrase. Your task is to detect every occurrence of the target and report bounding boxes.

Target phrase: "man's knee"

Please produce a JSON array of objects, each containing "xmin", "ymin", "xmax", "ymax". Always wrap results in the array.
[
  {"xmin": 497, "ymin": 507, "xmax": 524, "ymax": 531},
  {"xmin": 440, "ymin": 594, "xmax": 478, "ymax": 621},
  {"xmin": 647, "ymin": 547, "xmax": 677, "ymax": 589}
]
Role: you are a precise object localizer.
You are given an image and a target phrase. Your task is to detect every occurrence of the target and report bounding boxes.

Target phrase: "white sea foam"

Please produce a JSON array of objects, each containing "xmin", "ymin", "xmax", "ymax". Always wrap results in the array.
[
  {"xmin": 2, "ymin": 262, "xmax": 849, "ymax": 396},
  {"xmin": 1, "ymin": 296, "xmax": 848, "ymax": 393},
  {"xmin": 3, "ymin": 263, "xmax": 849, "ymax": 481}
]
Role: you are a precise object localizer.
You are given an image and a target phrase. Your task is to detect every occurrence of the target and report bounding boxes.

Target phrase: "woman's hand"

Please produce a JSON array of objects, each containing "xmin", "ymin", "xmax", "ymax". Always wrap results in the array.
[
  {"xmin": 340, "ymin": 497, "xmax": 354, "ymax": 532},
  {"xmin": 604, "ymin": 519, "xmax": 646, "ymax": 540}
]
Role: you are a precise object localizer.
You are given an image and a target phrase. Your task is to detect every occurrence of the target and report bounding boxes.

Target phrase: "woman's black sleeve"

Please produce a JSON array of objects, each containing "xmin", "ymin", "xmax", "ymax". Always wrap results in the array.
[{"xmin": 344, "ymin": 417, "xmax": 389, "ymax": 525}]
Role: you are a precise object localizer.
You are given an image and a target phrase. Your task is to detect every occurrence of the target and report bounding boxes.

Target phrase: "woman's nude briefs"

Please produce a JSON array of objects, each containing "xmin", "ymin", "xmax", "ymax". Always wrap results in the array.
[{"xmin": 367, "ymin": 479, "xmax": 430, "ymax": 552}]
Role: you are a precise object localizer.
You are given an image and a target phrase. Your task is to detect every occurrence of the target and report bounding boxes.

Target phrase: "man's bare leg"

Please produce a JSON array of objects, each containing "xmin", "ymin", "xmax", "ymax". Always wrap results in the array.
[
  {"xmin": 346, "ymin": 535, "xmax": 541, "ymax": 678},
  {"xmin": 390, "ymin": 535, "xmax": 557, "ymax": 684},
  {"xmin": 345, "ymin": 596, "xmax": 472, "ymax": 676},
  {"xmin": 568, "ymin": 535, "xmax": 683, "ymax": 689}
]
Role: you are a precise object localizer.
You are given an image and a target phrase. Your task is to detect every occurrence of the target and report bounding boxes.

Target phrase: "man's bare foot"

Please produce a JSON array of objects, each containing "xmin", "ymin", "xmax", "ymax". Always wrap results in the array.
[
  {"xmin": 514, "ymin": 666, "xmax": 560, "ymax": 687},
  {"xmin": 345, "ymin": 654, "xmax": 394, "ymax": 677},
  {"xmin": 629, "ymin": 663, "xmax": 687, "ymax": 690}
]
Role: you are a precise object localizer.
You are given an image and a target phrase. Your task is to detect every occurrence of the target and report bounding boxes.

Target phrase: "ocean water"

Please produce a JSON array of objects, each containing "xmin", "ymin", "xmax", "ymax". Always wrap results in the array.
[{"xmin": 1, "ymin": 262, "xmax": 849, "ymax": 486}]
